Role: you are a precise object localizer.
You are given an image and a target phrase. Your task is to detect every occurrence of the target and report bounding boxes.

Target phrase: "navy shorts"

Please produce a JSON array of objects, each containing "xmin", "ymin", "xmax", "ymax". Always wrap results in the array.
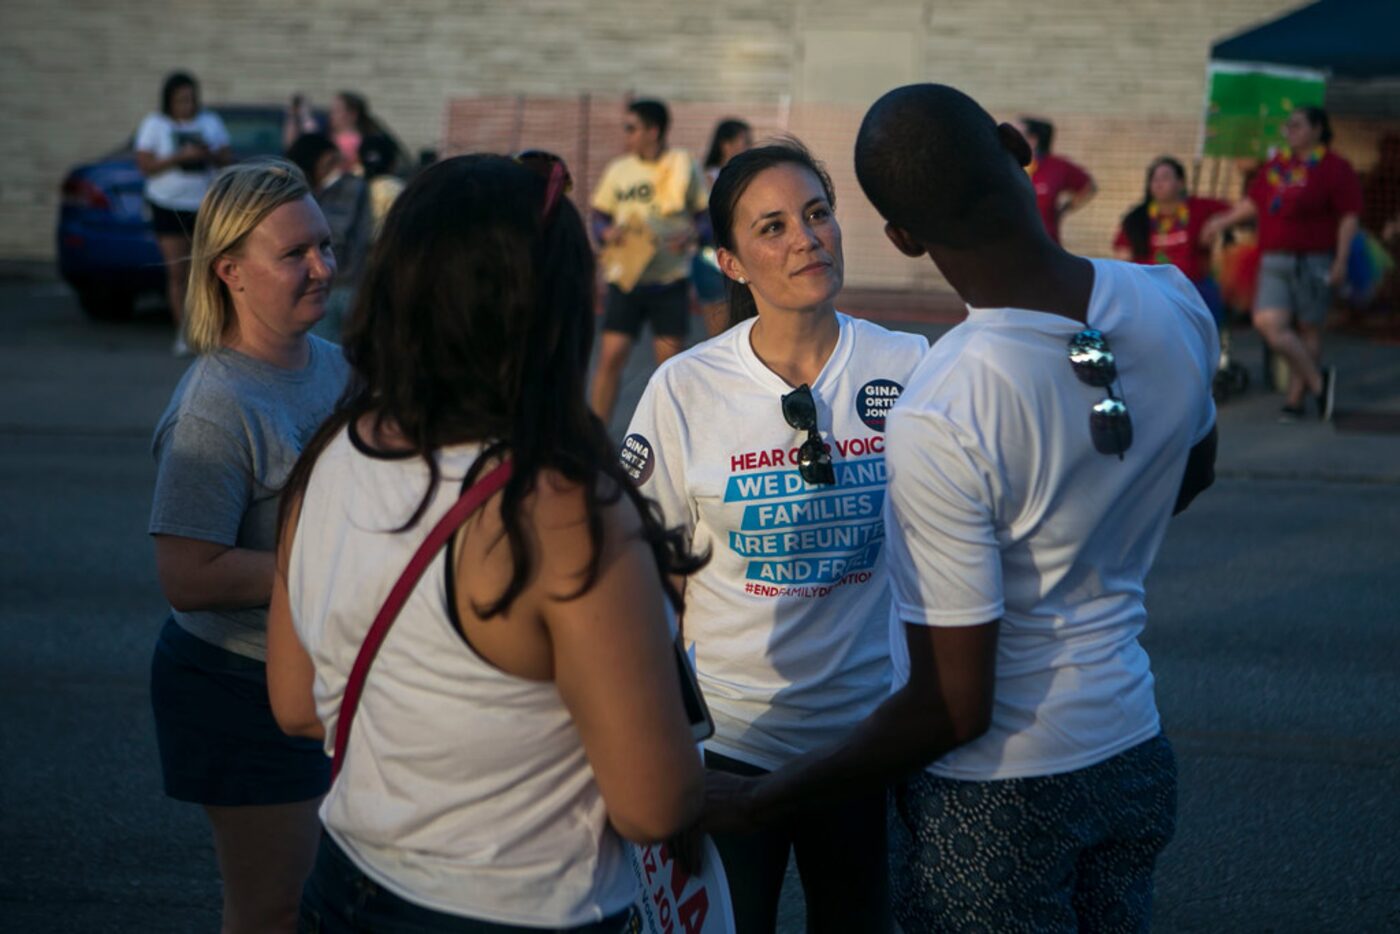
[
  {"xmin": 891, "ymin": 733, "xmax": 1177, "ymax": 933},
  {"xmin": 148, "ymin": 201, "xmax": 199, "ymax": 238},
  {"xmin": 150, "ymin": 617, "xmax": 330, "ymax": 807},
  {"xmin": 299, "ymin": 833, "xmax": 640, "ymax": 933},
  {"xmin": 602, "ymin": 281, "xmax": 690, "ymax": 339}
]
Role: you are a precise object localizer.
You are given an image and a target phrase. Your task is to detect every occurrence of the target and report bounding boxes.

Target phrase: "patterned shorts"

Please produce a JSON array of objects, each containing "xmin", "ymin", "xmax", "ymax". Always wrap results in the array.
[{"xmin": 890, "ymin": 734, "xmax": 1177, "ymax": 934}]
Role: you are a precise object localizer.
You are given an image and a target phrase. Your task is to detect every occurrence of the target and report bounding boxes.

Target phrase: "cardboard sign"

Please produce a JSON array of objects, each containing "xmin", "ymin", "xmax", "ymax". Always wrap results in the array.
[
  {"xmin": 629, "ymin": 835, "xmax": 735, "ymax": 934},
  {"xmin": 600, "ymin": 220, "xmax": 658, "ymax": 293}
]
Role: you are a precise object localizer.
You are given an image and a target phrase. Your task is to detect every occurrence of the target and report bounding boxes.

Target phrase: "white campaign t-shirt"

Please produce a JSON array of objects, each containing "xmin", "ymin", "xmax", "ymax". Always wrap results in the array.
[
  {"xmin": 134, "ymin": 110, "xmax": 230, "ymax": 212},
  {"xmin": 884, "ymin": 259, "xmax": 1218, "ymax": 781},
  {"xmin": 625, "ymin": 313, "xmax": 928, "ymax": 769}
]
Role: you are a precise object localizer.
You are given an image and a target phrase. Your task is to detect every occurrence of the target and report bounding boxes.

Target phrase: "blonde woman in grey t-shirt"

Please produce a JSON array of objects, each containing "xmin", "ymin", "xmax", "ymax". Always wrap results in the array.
[{"xmin": 148, "ymin": 158, "xmax": 347, "ymax": 934}]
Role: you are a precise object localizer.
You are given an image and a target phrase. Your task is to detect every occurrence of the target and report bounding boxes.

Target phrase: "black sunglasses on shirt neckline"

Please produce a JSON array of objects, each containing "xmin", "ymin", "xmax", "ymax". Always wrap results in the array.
[
  {"xmin": 780, "ymin": 383, "xmax": 836, "ymax": 485},
  {"xmin": 1067, "ymin": 328, "xmax": 1133, "ymax": 459}
]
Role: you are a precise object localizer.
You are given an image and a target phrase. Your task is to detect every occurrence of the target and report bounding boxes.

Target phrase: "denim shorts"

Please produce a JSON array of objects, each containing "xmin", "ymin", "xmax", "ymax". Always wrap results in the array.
[
  {"xmin": 1256, "ymin": 251, "xmax": 1332, "ymax": 326},
  {"xmin": 299, "ymin": 833, "xmax": 641, "ymax": 934},
  {"xmin": 150, "ymin": 617, "xmax": 330, "ymax": 806}
]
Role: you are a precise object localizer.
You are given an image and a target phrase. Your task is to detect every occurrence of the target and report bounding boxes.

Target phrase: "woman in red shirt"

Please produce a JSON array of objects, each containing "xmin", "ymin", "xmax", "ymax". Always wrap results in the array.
[
  {"xmin": 1204, "ymin": 107, "xmax": 1362, "ymax": 421},
  {"xmin": 1114, "ymin": 156, "xmax": 1230, "ymax": 317}
]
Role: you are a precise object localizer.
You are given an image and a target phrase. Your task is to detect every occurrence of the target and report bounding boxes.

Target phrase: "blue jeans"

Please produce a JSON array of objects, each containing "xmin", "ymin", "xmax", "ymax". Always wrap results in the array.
[{"xmin": 299, "ymin": 833, "xmax": 638, "ymax": 933}]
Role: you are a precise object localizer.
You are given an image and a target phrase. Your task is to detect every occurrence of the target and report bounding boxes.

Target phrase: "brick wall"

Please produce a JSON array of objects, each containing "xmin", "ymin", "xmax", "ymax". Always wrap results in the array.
[{"xmin": 2, "ymin": 0, "xmax": 1378, "ymax": 281}]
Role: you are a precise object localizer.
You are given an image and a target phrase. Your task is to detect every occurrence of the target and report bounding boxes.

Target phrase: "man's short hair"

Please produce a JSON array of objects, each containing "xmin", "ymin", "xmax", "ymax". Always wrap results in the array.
[
  {"xmin": 1019, "ymin": 116, "xmax": 1054, "ymax": 155},
  {"xmin": 628, "ymin": 99, "xmax": 670, "ymax": 139},
  {"xmin": 855, "ymin": 83, "xmax": 1029, "ymax": 249}
]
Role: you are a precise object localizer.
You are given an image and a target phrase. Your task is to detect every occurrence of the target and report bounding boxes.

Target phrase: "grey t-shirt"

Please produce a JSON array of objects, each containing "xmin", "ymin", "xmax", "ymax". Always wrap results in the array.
[{"xmin": 149, "ymin": 336, "xmax": 349, "ymax": 660}]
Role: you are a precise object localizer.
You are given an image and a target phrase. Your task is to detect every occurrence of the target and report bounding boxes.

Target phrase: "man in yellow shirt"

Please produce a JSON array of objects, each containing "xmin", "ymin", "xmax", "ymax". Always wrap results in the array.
[{"xmin": 589, "ymin": 99, "xmax": 709, "ymax": 421}]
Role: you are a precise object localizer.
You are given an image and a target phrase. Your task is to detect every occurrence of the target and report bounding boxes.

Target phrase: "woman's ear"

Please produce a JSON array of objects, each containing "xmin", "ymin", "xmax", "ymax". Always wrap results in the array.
[
  {"xmin": 716, "ymin": 247, "xmax": 748, "ymax": 284},
  {"xmin": 214, "ymin": 255, "xmax": 241, "ymax": 292}
]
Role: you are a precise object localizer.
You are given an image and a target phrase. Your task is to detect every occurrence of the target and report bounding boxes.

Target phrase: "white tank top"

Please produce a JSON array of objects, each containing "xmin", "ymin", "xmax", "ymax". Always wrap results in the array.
[{"xmin": 288, "ymin": 427, "xmax": 636, "ymax": 925}]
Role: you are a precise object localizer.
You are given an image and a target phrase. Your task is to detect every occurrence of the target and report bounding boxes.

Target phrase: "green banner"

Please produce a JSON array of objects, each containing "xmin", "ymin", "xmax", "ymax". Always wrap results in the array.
[{"xmin": 1203, "ymin": 63, "xmax": 1327, "ymax": 159}]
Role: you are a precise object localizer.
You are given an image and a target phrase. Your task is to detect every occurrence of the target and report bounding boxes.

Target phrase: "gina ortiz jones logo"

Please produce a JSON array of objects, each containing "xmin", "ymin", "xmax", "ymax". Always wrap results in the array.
[
  {"xmin": 856, "ymin": 379, "xmax": 904, "ymax": 432},
  {"xmin": 620, "ymin": 433, "xmax": 655, "ymax": 485}
]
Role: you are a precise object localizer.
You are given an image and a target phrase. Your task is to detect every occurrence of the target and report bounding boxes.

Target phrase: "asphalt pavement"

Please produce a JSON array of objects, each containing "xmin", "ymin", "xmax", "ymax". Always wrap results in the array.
[{"xmin": 1, "ymin": 276, "xmax": 1397, "ymax": 932}]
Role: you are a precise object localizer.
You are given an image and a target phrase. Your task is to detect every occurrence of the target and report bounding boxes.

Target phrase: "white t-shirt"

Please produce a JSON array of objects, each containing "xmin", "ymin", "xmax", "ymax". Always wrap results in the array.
[
  {"xmin": 885, "ymin": 259, "xmax": 1218, "ymax": 781},
  {"xmin": 625, "ymin": 313, "xmax": 928, "ymax": 769},
  {"xmin": 134, "ymin": 110, "xmax": 230, "ymax": 211},
  {"xmin": 289, "ymin": 430, "xmax": 635, "ymax": 925}
]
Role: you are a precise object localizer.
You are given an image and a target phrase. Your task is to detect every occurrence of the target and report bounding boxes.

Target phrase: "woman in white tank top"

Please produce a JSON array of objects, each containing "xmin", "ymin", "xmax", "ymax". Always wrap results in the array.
[{"xmin": 265, "ymin": 154, "xmax": 706, "ymax": 932}]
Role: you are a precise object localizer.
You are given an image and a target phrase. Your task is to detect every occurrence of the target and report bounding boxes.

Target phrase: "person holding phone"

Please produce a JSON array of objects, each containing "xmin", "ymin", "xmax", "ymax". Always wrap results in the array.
[
  {"xmin": 622, "ymin": 140, "xmax": 927, "ymax": 931},
  {"xmin": 135, "ymin": 71, "xmax": 233, "ymax": 354},
  {"xmin": 266, "ymin": 153, "xmax": 706, "ymax": 932}
]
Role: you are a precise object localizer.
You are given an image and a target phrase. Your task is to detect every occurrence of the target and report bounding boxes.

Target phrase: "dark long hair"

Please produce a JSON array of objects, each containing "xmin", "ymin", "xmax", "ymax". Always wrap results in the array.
[
  {"xmin": 1297, "ymin": 106, "xmax": 1333, "ymax": 146},
  {"xmin": 1121, "ymin": 155, "xmax": 1186, "ymax": 259},
  {"xmin": 704, "ymin": 119, "xmax": 752, "ymax": 170},
  {"xmin": 708, "ymin": 140, "xmax": 836, "ymax": 329},
  {"xmin": 281, "ymin": 155, "xmax": 702, "ymax": 615},
  {"xmin": 160, "ymin": 71, "xmax": 199, "ymax": 117},
  {"xmin": 336, "ymin": 91, "xmax": 380, "ymax": 136}
]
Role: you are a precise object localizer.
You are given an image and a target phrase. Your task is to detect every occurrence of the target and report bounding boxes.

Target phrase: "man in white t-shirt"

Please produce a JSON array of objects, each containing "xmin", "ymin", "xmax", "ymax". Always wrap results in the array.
[{"xmin": 702, "ymin": 84, "xmax": 1218, "ymax": 931}]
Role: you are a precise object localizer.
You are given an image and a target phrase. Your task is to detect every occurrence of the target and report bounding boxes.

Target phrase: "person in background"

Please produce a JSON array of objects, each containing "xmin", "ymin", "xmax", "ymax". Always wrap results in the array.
[
  {"xmin": 358, "ymin": 133, "xmax": 405, "ymax": 238},
  {"xmin": 588, "ymin": 98, "xmax": 709, "ymax": 422},
  {"xmin": 695, "ymin": 118, "xmax": 754, "ymax": 335},
  {"xmin": 702, "ymin": 83, "xmax": 1218, "ymax": 933},
  {"xmin": 148, "ymin": 158, "xmax": 347, "ymax": 933},
  {"xmin": 328, "ymin": 91, "xmax": 379, "ymax": 174},
  {"xmin": 1114, "ymin": 156, "xmax": 1231, "ymax": 318},
  {"xmin": 1203, "ymin": 106, "xmax": 1361, "ymax": 421},
  {"xmin": 266, "ymin": 154, "xmax": 704, "ymax": 933},
  {"xmin": 1016, "ymin": 115, "xmax": 1096, "ymax": 245},
  {"xmin": 285, "ymin": 133, "xmax": 371, "ymax": 340},
  {"xmin": 134, "ymin": 71, "xmax": 233, "ymax": 355},
  {"xmin": 282, "ymin": 93, "xmax": 323, "ymax": 152},
  {"xmin": 628, "ymin": 140, "xmax": 928, "ymax": 931}
]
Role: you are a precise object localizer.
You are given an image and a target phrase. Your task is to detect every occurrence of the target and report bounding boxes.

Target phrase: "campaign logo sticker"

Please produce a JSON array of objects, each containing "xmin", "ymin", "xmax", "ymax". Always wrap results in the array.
[
  {"xmin": 856, "ymin": 379, "xmax": 904, "ymax": 432},
  {"xmin": 619, "ymin": 433, "xmax": 655, "ymax": 485}
]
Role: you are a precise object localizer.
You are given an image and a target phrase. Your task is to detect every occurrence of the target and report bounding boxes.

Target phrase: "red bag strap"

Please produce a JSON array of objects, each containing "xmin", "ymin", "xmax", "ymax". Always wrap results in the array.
[{"xmin": 331, "ymin": 459, "xmax": 514, "ymax": 781}]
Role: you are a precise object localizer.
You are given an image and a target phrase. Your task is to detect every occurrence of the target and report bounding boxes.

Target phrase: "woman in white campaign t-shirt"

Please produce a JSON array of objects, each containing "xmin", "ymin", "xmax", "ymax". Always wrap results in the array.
[
  {"xmin": 134, "ymin": 71, "xmax": 232, "ymax": 351},
  {"xmin": 624, "ymin": 142, "xmax": 926, "ymax": 929}
]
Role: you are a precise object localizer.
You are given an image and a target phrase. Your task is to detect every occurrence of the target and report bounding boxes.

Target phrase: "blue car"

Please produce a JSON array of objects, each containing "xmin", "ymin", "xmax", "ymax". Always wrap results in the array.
[{"xmin": 56, "ymin": 105, "xmax": 306, "ymax": 320}]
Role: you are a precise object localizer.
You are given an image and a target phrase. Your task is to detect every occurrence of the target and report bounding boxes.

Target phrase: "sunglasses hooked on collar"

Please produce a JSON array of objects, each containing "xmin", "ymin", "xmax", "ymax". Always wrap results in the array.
[
  {"xmin": 1067, "ymin": 328, "xmax": 1133, "ymax": 459},
  {"xmin": 781, "ymin": 383, "xmax": 836, "ymax": 485}
]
